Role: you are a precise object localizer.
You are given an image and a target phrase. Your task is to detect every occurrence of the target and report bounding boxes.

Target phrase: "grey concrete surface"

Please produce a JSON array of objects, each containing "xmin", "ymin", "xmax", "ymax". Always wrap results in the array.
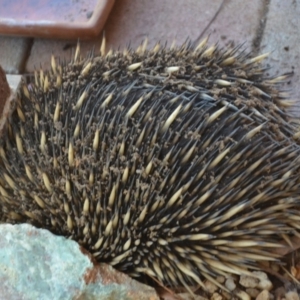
[
  {"xmin": 260, "ymin": 0, "xmax": 300, "ymax": 115},
  {"xmin": 0, "ymin": 36, "xmax": 31, "ymax": 74}
]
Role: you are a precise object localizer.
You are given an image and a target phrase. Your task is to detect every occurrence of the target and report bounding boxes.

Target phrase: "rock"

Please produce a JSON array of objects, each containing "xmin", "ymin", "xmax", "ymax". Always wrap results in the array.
[
  {"xmin": 177, "ymin": 293, "xmax": 208, "ymax": 300},
  {"xmin": 285, "ymin": 291, "xmax": 300, "ymax": 300},
  {"xmin": 225, "ymin": 277, "xmax": 236, "ymax": 291},
  {"xmin": 274, "ymin": 287, "xmax": 286, "ymax": 299},
  {"xmin": 256, "ymin": 290, "xmax": 273, "ymax": 300},
  {"xmin": 239, "ymin": 274, "xmax": 259, "ymax": 288},
  {"xmin": 246, "ymin": 288, "xmax": 260, "ymax": 298},
  {"xmin": 221, "ymin": 290, "xmax": 232, "ymax": 300},
  {"xmin": 253, "ymin": 271, "xmax": 273, "ymax": 291},
  {"xmin": 0, "ymin": 224, "xmax": 159, "ymax": 300},
  {"xmin": 235, "ymin": 290, "xmax": 251, "ymax": 300},
  {"xmin": 210, "ymin": 292, "xmax": 223, "ymax": 300},
  {"xmin": 204, "ymin": 280, "xmax": 218, "ymax": 294},
  {"xmin": 216, "ymin": 276, "xmax": 225, "ymax": 284}
]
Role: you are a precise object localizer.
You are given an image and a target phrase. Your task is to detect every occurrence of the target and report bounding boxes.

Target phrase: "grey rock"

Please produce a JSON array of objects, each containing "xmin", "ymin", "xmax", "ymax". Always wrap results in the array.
[{"xmin": 0, "ymin": 224, "xmax": 158, "ymax": 300}]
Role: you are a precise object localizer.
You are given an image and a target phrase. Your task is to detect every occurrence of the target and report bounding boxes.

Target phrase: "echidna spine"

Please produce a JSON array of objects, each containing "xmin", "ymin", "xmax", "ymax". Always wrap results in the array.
[{"xmin": 0, "ymin": 37, "xmax": 300, "ymax": 293}]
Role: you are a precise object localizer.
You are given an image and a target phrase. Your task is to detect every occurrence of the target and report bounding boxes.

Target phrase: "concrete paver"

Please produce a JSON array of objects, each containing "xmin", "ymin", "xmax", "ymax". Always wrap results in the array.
[
  {"xmin": 26, "ymin": 0, "xmax": 263, "ymax": 72},
  {"xmin": 260, "ymin": 0, "xmax": 300, "ymax": 114},
  {"xmin": 198, "ymin": 0, "xmax": 265, "ymax": 50},
  {"xmin": 0, "ymin": 36, "xmax": 32, "ymax": 74}
]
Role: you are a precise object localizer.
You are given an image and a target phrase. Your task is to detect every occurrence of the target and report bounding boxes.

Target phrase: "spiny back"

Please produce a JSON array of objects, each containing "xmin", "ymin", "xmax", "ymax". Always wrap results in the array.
[{"xmin": 0, "ymin": 39, "xmax": 300, "ymax": 292}]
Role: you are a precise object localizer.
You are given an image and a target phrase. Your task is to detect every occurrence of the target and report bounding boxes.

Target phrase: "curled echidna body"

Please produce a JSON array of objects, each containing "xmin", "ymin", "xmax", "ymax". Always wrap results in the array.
[{"xmin": 1, "ymin": 38, "xmax": 300, "ymax": 292}]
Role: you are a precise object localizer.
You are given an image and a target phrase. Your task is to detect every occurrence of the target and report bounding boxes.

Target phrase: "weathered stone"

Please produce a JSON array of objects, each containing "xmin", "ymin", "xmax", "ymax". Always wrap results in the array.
[{"xmin": 0, "ymin": 224, "xmax": 158, "ymax": 300}]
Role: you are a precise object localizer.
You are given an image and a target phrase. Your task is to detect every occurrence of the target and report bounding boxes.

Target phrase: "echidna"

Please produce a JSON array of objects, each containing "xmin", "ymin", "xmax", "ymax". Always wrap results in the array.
[{"xmin": 1, "ymin": 37, "xmax": 300, "ymax": 293}]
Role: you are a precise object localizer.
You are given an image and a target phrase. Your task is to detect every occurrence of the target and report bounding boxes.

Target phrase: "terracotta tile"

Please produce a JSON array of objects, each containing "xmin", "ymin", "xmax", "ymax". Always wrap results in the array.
[
  {"xmin": 0, "ymin": 36, "xmax": 32, "ymax": 74},
  {"xmin": 260, "ymin": 0, "xmax": 300, "ymax": 115},
  {"xmin": 26, "ymin": 0, "xmax": 263, "ymax": 72},
  {"xmin": 0, "ymin": 0, "xmax": 114, "ymax": 39}
]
